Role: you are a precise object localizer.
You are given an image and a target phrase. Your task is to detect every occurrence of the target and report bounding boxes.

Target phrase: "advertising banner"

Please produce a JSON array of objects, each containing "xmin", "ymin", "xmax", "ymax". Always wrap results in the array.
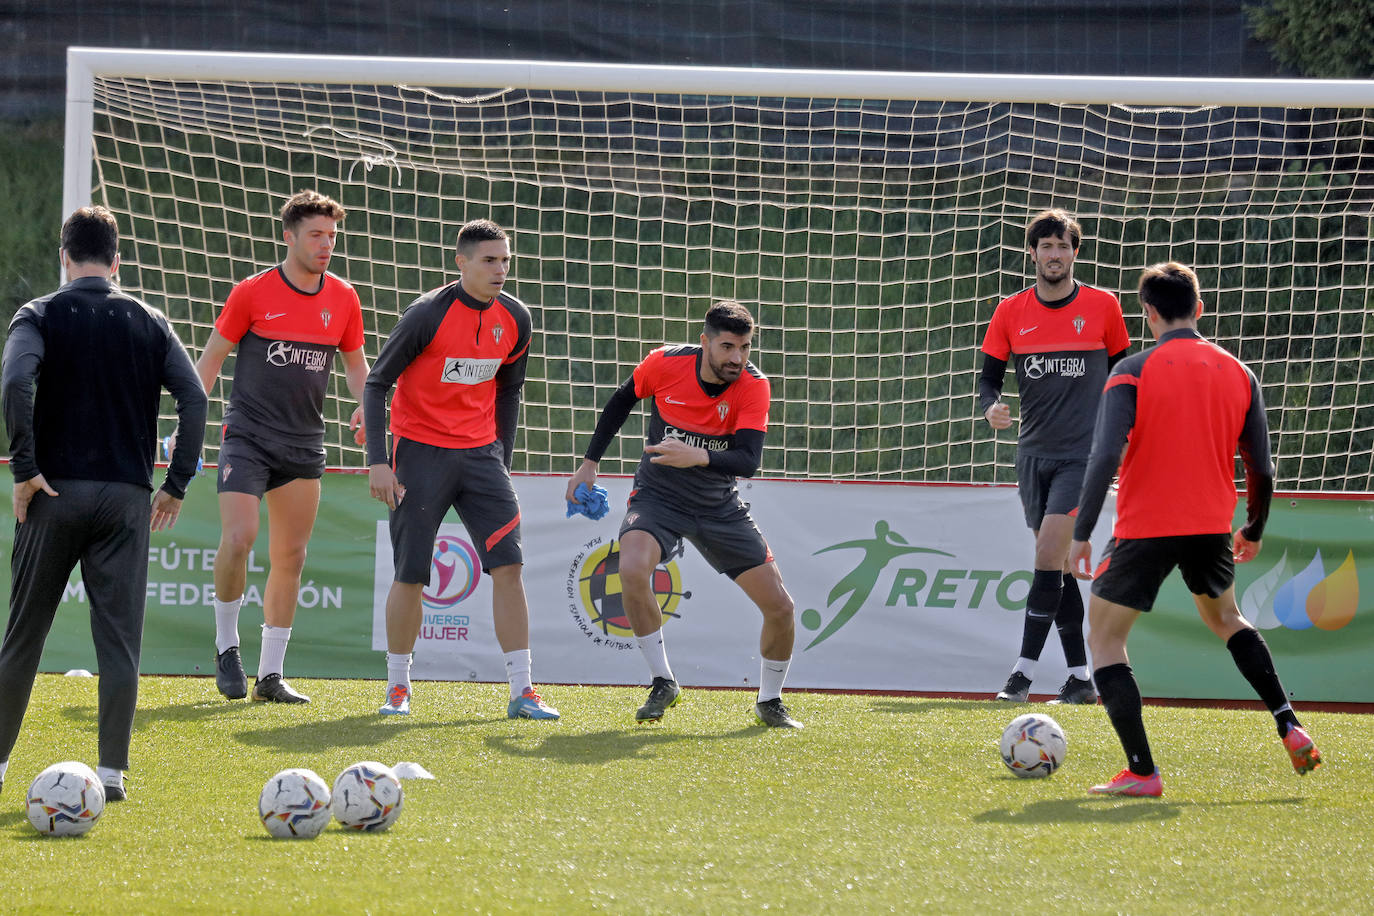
[{"xmin": 2, "ymin": 471, "xmax": 1369, "ymax": 702}]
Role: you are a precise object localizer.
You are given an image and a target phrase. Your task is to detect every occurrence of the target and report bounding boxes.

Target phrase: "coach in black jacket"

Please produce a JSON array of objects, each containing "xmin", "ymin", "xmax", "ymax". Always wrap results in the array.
[{"xmin": 0, "ymin": 205, "xmax": 207, "ymax": 801}]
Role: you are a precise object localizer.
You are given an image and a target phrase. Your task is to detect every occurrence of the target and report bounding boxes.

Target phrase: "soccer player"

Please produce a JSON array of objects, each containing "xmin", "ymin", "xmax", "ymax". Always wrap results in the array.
[
  {"xmin": 364, "ymin": 218, "xmax": 558, "ymax": 720},
  {"xmin": 1069, "ymin": 262, "xmax": 1321, "ymax": 797},
  {"xmin": 979, "ymin": 209, "xmax": 1130, "ymax": 705},
  {"xmin": 566, "ymin": 300, "xmax": 802, "ymax": 728},
  {"xmin": 0, "ymin": 205, "xmax": 207, "ymax": 800},
  {"xmin": 196, "ymin": 190, "xmax": 368, "ymax": 704}
]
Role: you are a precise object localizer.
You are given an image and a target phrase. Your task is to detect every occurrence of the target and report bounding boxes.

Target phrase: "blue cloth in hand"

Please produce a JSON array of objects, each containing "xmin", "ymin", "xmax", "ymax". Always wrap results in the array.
[{"xmin": 565, "ymin": 482, "xmax": 610, "ymax": 521}]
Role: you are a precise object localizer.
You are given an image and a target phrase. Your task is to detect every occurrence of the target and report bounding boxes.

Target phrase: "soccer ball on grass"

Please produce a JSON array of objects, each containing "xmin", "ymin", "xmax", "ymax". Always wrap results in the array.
[
  {"xmin": 999, "ymin": 713, "xmax": 1067, "ymax": 778},
  {"xmin": 258, "ymin": 767, "xmax": 332, "ymax": 838},
  {"xmin": 26, "ymin": 761, "xmax": 105, "ymax": 837},
  {"xmin": 331, "ymin": 761, "xmax": 403, "ymax": 831}
]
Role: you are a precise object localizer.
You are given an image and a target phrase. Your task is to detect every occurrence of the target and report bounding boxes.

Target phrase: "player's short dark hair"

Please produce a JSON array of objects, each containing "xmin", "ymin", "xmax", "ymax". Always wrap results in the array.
[
  {"xmin": 456, "ymin": 219, "xmax": 509, "ymax": 255},
  {"xmin": 704, "ymin": 300, "xmax": 754, "ymax": 338},
  {"xmin": 1026, "ymin": 208, "xmax": 1081, "ymax": 249},
  {"xmin": 280, "ymin": 190, "xmax": 345, "ymax": 232},
  {"xmin": 60, "ymin": 205, "xmax": 119, "ymax": 266},
  {"xmin": 1138, "ymin": 261, "xmax": 1201, "ymax": 321}
]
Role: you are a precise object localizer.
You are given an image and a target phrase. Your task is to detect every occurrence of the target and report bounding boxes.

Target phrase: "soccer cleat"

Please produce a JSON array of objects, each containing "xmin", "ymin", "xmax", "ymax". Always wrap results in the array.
[
  {"xmin": 996, "ymin": 671, "xmax": 1033, "ymax": 702},
  {"xmin": 1089, "ymin": 767, "xmax": 1163, "ymax": 797},
  {"xmin": 507, "ymin": 687, "xmax": 560, "ymax": 720},
  {"xmin": 1282, "ymin": 725, "xmax": 1322, "ymax": 775},
  {"xmin": 754, "ymin": 697, "xmax": 804, "ymax": 729},
  {"xmin": 1048, "ymin": 675, "xmax": 1098, "ymax": 705},
  {"xmin": 252, "ymin": 673, "xmax": 310, "ymax": 704},
  {"xmin": 102, "ymin": 774, "xmax": 127, "ymax": 802},
  {"xmin": 379, "ymin": 682, "xmax": 411, "ymax": 716},
  {"xmin": 215, "ymin": 646, "xmax": 248, "ymax": 700},
  {"xmin": 635, "ymin": 677, "xmax": 682, "ymax": 723}
]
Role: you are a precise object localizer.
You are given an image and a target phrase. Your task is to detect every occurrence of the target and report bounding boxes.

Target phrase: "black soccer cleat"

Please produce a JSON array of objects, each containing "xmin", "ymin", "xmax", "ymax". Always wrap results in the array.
[
  {"xmin": 252, "ymin": 673, "xmax": 310, "ymax": 704},
  {"xmin": 754, "ymin": 697, "xmax": 804, "ymax": 729},
  {"xmin": 1048, "ymin": 674, "xmax": 1098, "ymax": 705},
  {"xmin": 103, "ymin": 775, "xmax": 127, "ymax": 802},
  {"xmin": 215, "ymin": 646, "xmax": 248, "ymax": 700},
  {"xmin": 995, "ymin": 671, "xmax": 1033, "ymax": 702},
  {"xmin": 635, "ymin": 677, "xmax": 681, "ymax": 723}
]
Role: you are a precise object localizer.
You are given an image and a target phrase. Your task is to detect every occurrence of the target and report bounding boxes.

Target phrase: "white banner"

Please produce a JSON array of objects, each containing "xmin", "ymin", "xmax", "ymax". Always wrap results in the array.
[{"xmin": 371, "ymin": 476, "xmax": 1115, "ymax": 693}]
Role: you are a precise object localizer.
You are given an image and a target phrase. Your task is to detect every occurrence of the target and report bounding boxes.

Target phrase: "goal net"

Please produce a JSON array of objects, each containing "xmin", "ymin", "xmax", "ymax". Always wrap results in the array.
[{"xmin": 66, "ymin": 50, "xmax": 1374, "ymax": 491}]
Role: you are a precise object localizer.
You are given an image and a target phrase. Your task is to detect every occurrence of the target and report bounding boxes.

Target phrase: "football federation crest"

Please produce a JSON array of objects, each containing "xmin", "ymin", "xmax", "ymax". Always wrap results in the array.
[
  {"xmin": 566, "ymin": 537, "xmax": 690, "ymax": 647},
  {"xmin": 1073, "ymin": 314, "xmax": 1085, "ymax": 334}
]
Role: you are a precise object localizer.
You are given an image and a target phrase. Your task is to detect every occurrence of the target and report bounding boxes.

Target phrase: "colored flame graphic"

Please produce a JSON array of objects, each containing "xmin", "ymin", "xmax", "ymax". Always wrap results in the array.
[{"xmin": 1241, "ymin": 549, "xmax": 1358, "ymax": 632}]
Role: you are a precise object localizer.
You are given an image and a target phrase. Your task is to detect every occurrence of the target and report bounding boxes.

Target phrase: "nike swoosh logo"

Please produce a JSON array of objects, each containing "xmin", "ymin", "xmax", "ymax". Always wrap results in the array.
[
  {"xmin": 664, "ymin": 396, "xmax": 685, "ymax": 405},
  {"xmin": 265, "ymin": 312, "xmax": 287, "ymax": 320},
  {"xmin": 1018, "ymin": 326, "xmax": 1038, "ymax": 335}
]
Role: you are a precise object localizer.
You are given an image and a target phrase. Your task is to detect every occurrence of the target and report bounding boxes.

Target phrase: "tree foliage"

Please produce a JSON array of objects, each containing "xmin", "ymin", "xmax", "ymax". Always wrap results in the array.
[{"xmin": 1245, "ymin": 0, "xmax": 1374, "ymax": 78}]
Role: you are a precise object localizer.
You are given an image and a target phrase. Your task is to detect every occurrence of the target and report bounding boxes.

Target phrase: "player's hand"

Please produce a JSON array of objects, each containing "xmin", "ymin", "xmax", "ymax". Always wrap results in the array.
[
  {"xmin": 1068, "ymin": 539, "xmax": 1094, "ymax": 580},
  {"xmin": 566, "ymin": 459, "xmax": 599, "ymax": 503},
  {"xmin": 150, "ymin": 489, "xmax": 184, "ymax": 532},
  {"xmin": 369, "ymin": 463, "xmax": 406, "ymax": 510},
  {"xmin": 1232, "ymin": 529, "xmax": 1261, "ymax": 563},
  {"xmin": 12, "ymin": 474, "xmax": 58, "ymax": 524},
  {"xmin": 645, "ymin": 438, "xmax": 708, "ymax": 468},
  {"xmin": 984, "ymin": 402, "xmax": 1013, "ymax": 430},
  {"xmin": 349, "ymin": 406, "xmax": 366, "ymax": 446}
]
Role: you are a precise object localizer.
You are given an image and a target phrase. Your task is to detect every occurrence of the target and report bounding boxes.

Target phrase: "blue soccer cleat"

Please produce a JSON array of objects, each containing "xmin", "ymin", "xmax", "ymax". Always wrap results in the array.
[{"xmin": 507, "ymin": 687, "xmax": 560, "ymax": 720}]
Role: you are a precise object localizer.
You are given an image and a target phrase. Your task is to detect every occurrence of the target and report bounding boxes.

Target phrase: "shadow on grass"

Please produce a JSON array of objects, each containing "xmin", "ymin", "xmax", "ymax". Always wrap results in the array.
[
  {"xmin": 973, "ymin": 794, "xmax": 1307, "ymax": 825},
  {"xmin": 485, "ymin": 725, "xmax": 761, "ymax": 765},
  {"xmin": 232, "ymin": 713, "xmax": 492, "ymax": 753},
  {"xmin": 868, "ymin": 698, "xmax": 988, "ymax": 715}
]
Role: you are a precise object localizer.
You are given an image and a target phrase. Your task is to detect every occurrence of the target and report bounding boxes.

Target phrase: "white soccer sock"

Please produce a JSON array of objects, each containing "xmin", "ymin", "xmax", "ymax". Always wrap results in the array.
[
  {"xmin": 213, "ymin": 596, "xmax": 243, "ymax": 654},
  {"xmin": 386, "ymin": 652, "xmax": 413, "ymax": 690},
  {"xmin": 504, "ymin": 648, "xmax": 532, "ymax": 700},
  {"xmin": 96, "ymin": 765, "xmax": 122, "ymax": 788},
  {"xmin": 1069, "ymin": 665, "xmax": 1091, "ymax": 681},
  {"xmin": 636, "ymin": 630, "xmax": 675, "ymax": 682},
  {"xmin": 758, "ymin": 657, "xmax": 791, "ymax": 702},
  {"xmin": 258, "ymin": 625, "xmax": 291, "ymax": 679},
  {"xmin": 0, "ymin": 760, "xmax": 8, "ymax": 783},
  {"xmin": 1013, "ymin": 657, "xmax": 1036, "ymax": 677}
]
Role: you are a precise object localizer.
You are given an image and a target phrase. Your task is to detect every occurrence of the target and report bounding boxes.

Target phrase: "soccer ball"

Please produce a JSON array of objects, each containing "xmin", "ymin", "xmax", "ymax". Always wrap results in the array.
[
  {"xmin": 999, "ymin": 713, "xmax": 1067, "ymax": 778},
  {"xmin": 331, "ymin": 761, "xmax": 404, "ymax": 832},
  {"xmin": 26, "ymin": 761, "xmax": 105, "ymax": 837},
  {"xmin": 258, "ymin": 768, "xmax": 332, "ymax": 839}
]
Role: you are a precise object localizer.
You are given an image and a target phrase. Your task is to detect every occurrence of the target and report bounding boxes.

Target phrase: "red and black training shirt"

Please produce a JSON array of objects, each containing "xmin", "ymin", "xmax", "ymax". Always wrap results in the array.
[
  {"xmin": 1074, "ymin": 327, "xmax": 1274, "ymax": 542},
  {"xmin": 216, "ymin": 267, "xmax": 365, "ymax": 449},
  {"xmin": 980, "ymin": 282, "xmax": 1131, "ymax": 459}
]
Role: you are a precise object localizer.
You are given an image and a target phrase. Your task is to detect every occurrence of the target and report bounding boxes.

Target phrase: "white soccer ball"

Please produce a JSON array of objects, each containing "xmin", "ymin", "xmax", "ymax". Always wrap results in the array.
[
  {"xmin": 1000, "ymin": 713, "xmax": 1067, "ymax": 778},
  {"xmin": 26, "ymin": 761, "xmax": 105, "ymax": 837},
  {"xmin": 331, "ymin": 761, "xmax": 404, "ymax": 832},
  {"xmin": 258, "ymin": 768, "xmax": 332, "ymax": 839}
]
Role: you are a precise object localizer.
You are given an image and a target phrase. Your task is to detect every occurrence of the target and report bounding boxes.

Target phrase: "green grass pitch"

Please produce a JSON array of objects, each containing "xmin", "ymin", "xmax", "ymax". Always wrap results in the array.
[{"xmin": 0, "ymin": 675, "xmax": 1368, "ymax": 914}]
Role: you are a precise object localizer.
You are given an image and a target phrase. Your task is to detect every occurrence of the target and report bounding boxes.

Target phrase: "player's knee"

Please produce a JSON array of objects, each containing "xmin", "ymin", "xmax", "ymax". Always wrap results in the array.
[
  {"xmin": 217, "ymin": 526, "xmax": 257, "ymax": 560},
  {"xmin": 269, "ymin": 542, "xmax": 309, "ymax": 574}
]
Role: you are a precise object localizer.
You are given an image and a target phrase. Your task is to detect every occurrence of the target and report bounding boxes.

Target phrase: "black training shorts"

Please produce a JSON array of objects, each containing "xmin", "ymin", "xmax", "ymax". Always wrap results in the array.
[
  {"xmin": 620, "ymin": 488, "xmax": 772, "ymax": 580},
  {"xmin": 388, "ymin": 437, "xmax": 523, "ymax": 582},
  {"xmin": 1090, "ymin": 532, "xmax": 1235, "ymax": 612},
  {"xmin": 217, "ymin": 431, "xmax": 325, "ymax": 497},
  {"xmin": 1014, "ymin": 453, "xmax": 1086, "ymax": 530}
]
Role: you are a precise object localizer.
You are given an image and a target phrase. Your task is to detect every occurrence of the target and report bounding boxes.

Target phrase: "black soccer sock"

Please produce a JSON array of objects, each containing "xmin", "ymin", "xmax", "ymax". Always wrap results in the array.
[
  {"xmin": 1054, "ymin": 572, "xmax": 1087, "ymax": 669},
  {"xmin": 1018, "ymin": 569, "xmax": 1062, "ymax": 661},
  {"xmin": 1093, "ymin": 663, "xmax": 1155, "ymax": 776},
  {"xmin": 1226, "ymin": 627, "xmax": 1300, "ymax": 738}
]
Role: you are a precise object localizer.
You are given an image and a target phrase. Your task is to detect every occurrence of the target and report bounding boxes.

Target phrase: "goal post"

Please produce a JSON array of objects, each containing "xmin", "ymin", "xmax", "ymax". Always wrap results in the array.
[{"xmin": 64, "ymin": 47, "xmax": 1374, "ymax": 490}]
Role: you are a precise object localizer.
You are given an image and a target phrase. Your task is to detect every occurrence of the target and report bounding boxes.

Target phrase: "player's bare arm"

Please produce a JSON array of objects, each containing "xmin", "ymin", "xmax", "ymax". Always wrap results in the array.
[
  {"xmin": 341, "ymin": 346, "xmax": 370, "ymax": 445},
  {"xmin": 368, "ymin": 463, "xmax": 406, "ymax": 510},
  {"xmin": 195, "ymin": 329, "xmax": 236, "ymax": 394},
  {"xmin": 645, "ymin": 437, "xmax": 709, "ymax": 468},
  {"xmin": 566, "ymin": 458, "xmax": 600, "ymax": 502},
  {"xmin": 984, "ymin": 401, "xmax": 1012, "ymax": 430}
]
